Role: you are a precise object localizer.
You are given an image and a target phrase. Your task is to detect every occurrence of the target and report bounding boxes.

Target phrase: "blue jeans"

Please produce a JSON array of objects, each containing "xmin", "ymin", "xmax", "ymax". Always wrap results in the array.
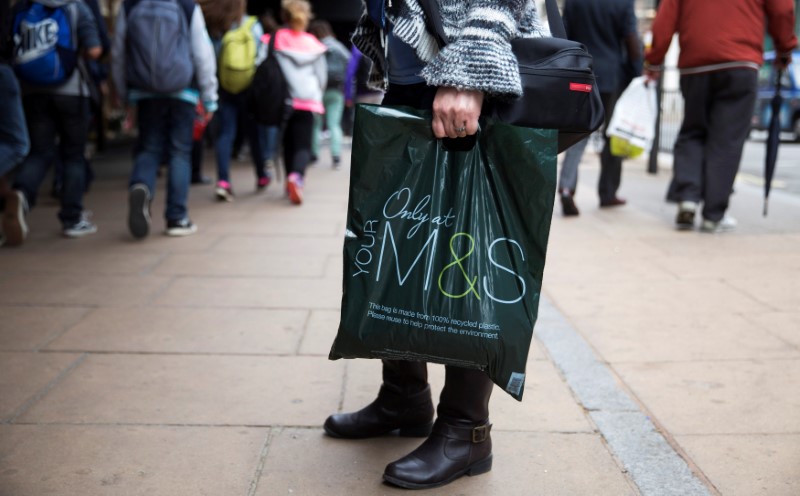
[
  {"xmin": 559, "ymin": 136, "xmax": 589, "ymax": 193},
  {"xmin": 214, "ymin": 90, "xmax": 266, "ymax": 183},
  {"xmin": 13, "ymin": 94, "xmax": 89, "ymax": 226},
  {"xmin": 262, "ymin": 125, "xmax": 278, "ymax": 162},
  {"xmin": 131, "ymin": 98, "xmax": 194, "ymax": 221},
  {"xmin": 0, "ymin": 65, "xmax": 29, "ymax": 176}
]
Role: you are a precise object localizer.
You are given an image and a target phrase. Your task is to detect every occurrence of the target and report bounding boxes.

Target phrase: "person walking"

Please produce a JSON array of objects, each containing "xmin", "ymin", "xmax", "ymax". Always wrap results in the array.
[
  {"xmin": 4, "ymin": 0, "xmax": 102, "ymax": 245},
  {"xmin": 559, "ymin": 0, "xmax": 641, "ymax": 215},
  {"xmin": 112, "ymin": 0, "xmax": 219, "ymax": 238},
  {"xmin": 263, "ymin": 0, "xmax": 326, "ymax": 205},
  {"xmin": 645, "ymin": 0, "xmax": 797, "ymax": 232},
  {"xmin": 212, "ymin": 0, "xmax": 270, "ymax": 202},
  {"xmin": 309, "ymin": 19, "xmax": 350, "ymax": 169},
  {"xmin": 0, "ymin": 0, "xmax": 30, "ymax": 247},
  {"xmin": 322, "ymin": 0, "xmax": 547, "ymax": 489}
]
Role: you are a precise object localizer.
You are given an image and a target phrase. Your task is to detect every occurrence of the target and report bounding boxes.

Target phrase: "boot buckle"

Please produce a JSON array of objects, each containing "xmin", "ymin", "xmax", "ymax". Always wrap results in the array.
[{"xmin": 472, "ymin": 425, "xmax": 489, "ymax": 443}]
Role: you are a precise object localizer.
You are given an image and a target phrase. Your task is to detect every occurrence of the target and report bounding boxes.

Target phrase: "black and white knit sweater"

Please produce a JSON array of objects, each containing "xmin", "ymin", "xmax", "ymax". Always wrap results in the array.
[{"xmin": 351, "ymin": 0, "xmax": 548, "ymax": 99}]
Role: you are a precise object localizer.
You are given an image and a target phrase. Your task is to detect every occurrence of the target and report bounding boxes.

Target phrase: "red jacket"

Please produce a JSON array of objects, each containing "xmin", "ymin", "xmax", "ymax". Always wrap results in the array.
[{"xmin": 646, "ymin": 0, "xmax": 797, "ymax": 72}]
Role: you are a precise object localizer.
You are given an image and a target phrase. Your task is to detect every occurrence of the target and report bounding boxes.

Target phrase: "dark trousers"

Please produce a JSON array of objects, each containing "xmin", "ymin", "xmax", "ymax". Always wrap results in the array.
[
  {"xmin": 13, "ymin": 94, "xmax": 89, "ymax": 226},
  {"xmin": 282, "ymin": 110, "xmax": 314, "ymax": 177},
  {"xmin": 214, "ymin": 89, "xmax": 266, "ymax": 183},
  {"xmin": 131, "ymin": 98, "xmax": 194, "ymax": 221},
  {"xmin": 378, "ymin": 82, "xmax": 494, "ymax": 422},
  {"xmin": 598, "ymin": 91, "xmax": 623, "ymax": 202},
  {"xmin": 669, "ymin": 69, "xmax": 757, "ymax": 222}
]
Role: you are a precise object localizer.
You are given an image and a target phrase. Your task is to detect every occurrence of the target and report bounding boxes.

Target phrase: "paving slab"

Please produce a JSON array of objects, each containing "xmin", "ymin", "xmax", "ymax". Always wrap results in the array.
[
  {"xmin": 566, "ymin": 311, "xmax": 800, "ymax": 362},
  {"xmin": 18, "ymin": 355, "xmax": 344, "ymax": 426},
  {"xmin": 0, "ymin": 425, "xmax": 267, "ymax": 496},
  {"xmin": 652, "ymin": 252, "xmax": 800, "ymax": 281},
  {"xmin": 202, "ymin": 216, "xmax": 344, "ymax": 237},
  {"xmin": 210, "ymin": 235, "xmax": 343, "ymax": 255},
  {"xmin": 725, "ymin": 275, "xmax": 800, "ymax": 312},
  {"xmin": 0, "ymin": 352, "xmax": 82, "ymax": 422},
  {"xmin": 742, "ymin": 311, "xmax": 800, "ymax": 349},
  {"xmin": 614, "ymin": 359, "xmax": 800, "ymax": 435},
  {"xmin": 638, "ymin": 233, "xmax": 800, "ymax": 258},
  {"xmin": 545, "ymin": 279, "xmax": 770, "ymax": 319},
  {"xmin": 46, "ymin": 307, "xmax": 308, "ymax": 355},
  {"xmin": 546, "ymin": 253, "xmax": 676, "ymax": 284},
  {"xmin": 157, "ymin": 276, "xmax": 342, "ymax": 309},
  {"xmin": 0, "ymin": 306, "xmax": 88, "ymax": 351},
  {"xmin": 152, "ymin": 252, "xmax": 328, "ymax": 277},
  {"xmin": 0, "ymin": 273, "xmax": 171, "ymax": 307},
  {"xmin": 300, "ymin": 309, "xmax": 341, "ymax": 356},
  {"xmin": 677, "ymin": 434, "xmax": 800, "ymax": 496},
  {"xmin": 253, "ymin": 428, "xmax": 635, "ymax": 496},
  {"xmin": 0, "ymin": 250, "xmax": 164, "ymax": 276}
]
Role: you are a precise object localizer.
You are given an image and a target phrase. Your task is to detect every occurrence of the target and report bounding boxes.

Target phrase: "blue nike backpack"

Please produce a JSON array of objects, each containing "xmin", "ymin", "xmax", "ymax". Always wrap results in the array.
[{"xmin": 12, "ymin": 1, "xmax": 78, "ymax": 85}]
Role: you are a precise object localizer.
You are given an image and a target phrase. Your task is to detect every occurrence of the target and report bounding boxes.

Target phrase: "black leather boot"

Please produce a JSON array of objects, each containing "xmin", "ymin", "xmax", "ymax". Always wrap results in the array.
[
  {"xmin": 324, "ymin": 360, "xmax": 434, "ymax": 439},
  {"xmin": 383, "ymin": 366, "xmax": 494, "ymax": 489}
]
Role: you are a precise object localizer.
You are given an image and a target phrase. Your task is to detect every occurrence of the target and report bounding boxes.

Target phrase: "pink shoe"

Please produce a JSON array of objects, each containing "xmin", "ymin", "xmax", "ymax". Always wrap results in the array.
[
  {"xmin": 256, "ymin": 176, "xmax": 271, "ymax": 192},
  {"xmin": 215, "ymin": 180, "xmax": 234, "ymax": 202},
  {"xmin": 287, "ymin": 172, "xmax": 304, "ymax": 205}
]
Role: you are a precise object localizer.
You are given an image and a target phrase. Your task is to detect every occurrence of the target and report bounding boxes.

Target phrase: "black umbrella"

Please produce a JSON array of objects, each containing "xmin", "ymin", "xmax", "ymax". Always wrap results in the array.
[{"xmin": 764, "ymin": 68, "xmax": 784, "ymax": 216}]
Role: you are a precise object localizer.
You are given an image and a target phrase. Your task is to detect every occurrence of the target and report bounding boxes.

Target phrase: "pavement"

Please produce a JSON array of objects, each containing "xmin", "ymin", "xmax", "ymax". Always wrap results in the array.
[{"xmin": 0, "ymin": 136, "xmax": 798, "ymax": 496}]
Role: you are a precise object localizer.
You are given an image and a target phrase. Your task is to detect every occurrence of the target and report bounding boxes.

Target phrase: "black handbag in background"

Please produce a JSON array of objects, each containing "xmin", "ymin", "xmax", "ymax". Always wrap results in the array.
[{"xmin": 417, "ymin": 0, "xmax": 604, "ymax": 152}]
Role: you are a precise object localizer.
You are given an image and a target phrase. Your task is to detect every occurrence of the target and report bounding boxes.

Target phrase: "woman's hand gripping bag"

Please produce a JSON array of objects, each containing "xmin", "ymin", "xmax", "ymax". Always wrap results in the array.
[{"xmin": 329, "ymin": 105, "xmax": 557, "ymax": 400}]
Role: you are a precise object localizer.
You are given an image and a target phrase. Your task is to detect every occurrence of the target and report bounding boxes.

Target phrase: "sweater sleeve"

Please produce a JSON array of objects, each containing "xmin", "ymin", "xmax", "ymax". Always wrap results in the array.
[
  {"xmin": 419, "ymin": 0, "xmax": 531, "ymax": 99},
  {"xmin": 190, "ymin": 6, "xmax": 218, "ymax": 112},
  {"xmin": 645, "ymin": 0, "xmax": 678, "ymax": 68},
  {"xmin": 765, "ymin": 0, "xmax": 798, "ymax": 55},
  {"xmin": 76, "ymin": 2, "xmax": 101, "ymax": 52}
]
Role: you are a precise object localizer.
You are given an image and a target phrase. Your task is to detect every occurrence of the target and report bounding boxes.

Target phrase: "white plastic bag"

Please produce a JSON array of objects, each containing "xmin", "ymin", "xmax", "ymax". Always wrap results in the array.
[{"xmin": 606, "ymin": 77, "xmax": 658, "ymax": 158}]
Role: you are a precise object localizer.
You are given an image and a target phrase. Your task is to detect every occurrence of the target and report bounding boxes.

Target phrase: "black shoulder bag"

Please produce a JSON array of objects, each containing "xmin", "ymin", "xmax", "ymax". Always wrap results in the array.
[{"xmin": 417, "ymin": 0, "xmax": 604, "ymax": 152}]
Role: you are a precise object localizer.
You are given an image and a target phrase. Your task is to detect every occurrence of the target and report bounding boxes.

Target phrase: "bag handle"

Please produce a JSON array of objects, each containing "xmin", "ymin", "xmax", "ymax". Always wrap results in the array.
[{"xmin": 417, "ymin": 0, "xmax": 567, "ymax": 48}]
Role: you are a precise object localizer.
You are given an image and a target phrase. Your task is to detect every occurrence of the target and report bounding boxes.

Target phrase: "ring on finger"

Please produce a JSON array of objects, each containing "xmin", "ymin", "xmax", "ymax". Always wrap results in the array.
[{"xmin": 455, "ymin": 126, "xmax": 466, "ymax": 133}]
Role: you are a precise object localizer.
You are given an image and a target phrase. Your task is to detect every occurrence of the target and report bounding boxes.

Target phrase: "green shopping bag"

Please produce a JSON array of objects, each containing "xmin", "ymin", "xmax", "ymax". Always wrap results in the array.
[{"xmin": 329, "ymin": 105, "xmax": 557, "ymax": 400}]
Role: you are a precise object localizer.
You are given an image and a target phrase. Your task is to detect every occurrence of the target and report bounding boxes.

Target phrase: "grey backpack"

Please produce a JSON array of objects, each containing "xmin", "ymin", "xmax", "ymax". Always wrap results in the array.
[{"xmin": 124, "ymin": 0, "xmax": 194, "ymax": 93}]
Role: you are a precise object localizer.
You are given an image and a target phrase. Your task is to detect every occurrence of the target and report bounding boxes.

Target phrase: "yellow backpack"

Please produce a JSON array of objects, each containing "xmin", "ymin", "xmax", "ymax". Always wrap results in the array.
[{"xmin": 219, "ymin": 17, "xmax": 258, "ymax": 94}]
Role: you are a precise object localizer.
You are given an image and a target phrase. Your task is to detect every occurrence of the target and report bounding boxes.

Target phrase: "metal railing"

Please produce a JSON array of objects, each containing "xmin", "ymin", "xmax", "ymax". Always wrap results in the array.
[{"xmin": 658, "ymin": 88, "xmax": 683, "ymax": 153}]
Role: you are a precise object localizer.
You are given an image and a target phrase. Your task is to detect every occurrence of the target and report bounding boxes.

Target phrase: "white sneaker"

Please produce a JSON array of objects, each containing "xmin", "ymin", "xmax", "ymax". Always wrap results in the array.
[
  {"xmin": 165, "ymin": 217, "xmax": 198, "ymax": 237},
  {"xmin": 700, "ymin": 216, "xmax": 737, "ymax": 233},
  {"xmin": 63, "ymin": 211, "xmax": 98, "ymax": 238}
]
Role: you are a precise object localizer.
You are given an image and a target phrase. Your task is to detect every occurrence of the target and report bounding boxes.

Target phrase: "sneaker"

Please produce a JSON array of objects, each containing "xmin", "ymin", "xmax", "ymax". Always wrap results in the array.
[
  {"xmin": 2, "ymin": 190, "xmax": 29, "ymax": 247},
  {"xmin": 675, "ymin": 201, "xmax": 697, "ymax": 230},
  {"xmin": 599, "ymin": 196, "xmax": 627, "ymax": 208},
  {"xmin": 559, "ymin": 190, "xmax": 579, "ymax": 217},
  {"xmin": 215, "ymin": 180, "xmax": 234, "ymax": 202},
  {"xmin": 332, "ymin": 156, "xmax": 341, "ymax": 169},
  {"xmin": 256, "ymin": 175, "xmax": 271, "ymax": 192},
  {"xmin": 287, "ymin": 172, "xmax": 304, "ymax": 205},
  {"xmin": 700, "ymin": 216, "xmax": 737, "ymax": 233},
  {"xmin": 63, "ymin": 212, "xmax": 98, "ymax": 238},
  {"xmin": 165, "ymin": 217, "xmax": 198, "ymax": 237},
  {"xmin": 128, "ymin": 183, "xmax": 151, "ymax": 239}
]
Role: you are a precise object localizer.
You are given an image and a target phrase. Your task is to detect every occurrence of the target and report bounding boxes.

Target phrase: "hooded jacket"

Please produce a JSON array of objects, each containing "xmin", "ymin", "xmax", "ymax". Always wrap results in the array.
[
  {"xmin": 262, "ymin": 28, "xmax": 327, "ymax": 113},
  {"xmin": 12, "ymin": 0, "xmax": 101, "ymax": 97}
]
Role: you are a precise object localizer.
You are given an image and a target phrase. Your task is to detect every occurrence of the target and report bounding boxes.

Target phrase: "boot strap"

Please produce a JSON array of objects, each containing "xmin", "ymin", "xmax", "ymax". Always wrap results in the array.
[{"xmin": 433, "ymin": 421, "xmax": 492, "ymax": 444}]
